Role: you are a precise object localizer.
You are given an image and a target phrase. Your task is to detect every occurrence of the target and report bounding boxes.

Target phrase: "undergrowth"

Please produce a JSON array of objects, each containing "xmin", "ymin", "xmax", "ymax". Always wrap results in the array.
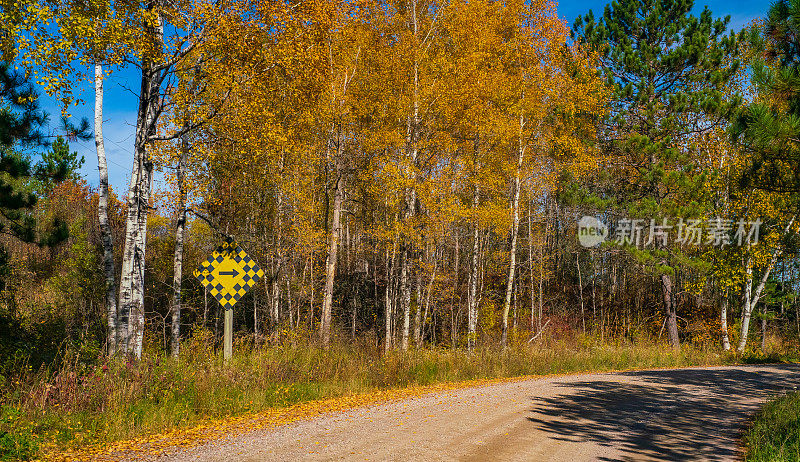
[
  {"xmin": 0, "ymin": 329, "xmax": 795, "ymax": 460},
  {"xmin": 746, "ymin": 391, "xmax": 800, "ymax": 461}
]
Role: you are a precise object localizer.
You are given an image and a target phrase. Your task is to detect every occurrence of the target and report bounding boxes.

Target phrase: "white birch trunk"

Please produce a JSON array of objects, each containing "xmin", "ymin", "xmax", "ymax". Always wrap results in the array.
[
  {"xmin": 170, "ymin": 135, "xmax": 188, "ymax": 357},
  {"xmin": 119, "ymin": 9, "xmax": 163, "ymax": 358},
  {"xmin": 398, "ymin": 0, "xmax": 420, "ymax": 352},
  {"xmin": 399, "ymin": 196, "xmax": 414, "ymax": 351},
  {"xmin": 737, "ymin": 217, "xmax": 795, "ymax": 352},
  {"xmin": 452, "ymin": 235, "xmax": 460, "ymax": 346},
  {"xmin": 413, "ymin": 265, "xmax": 422, "ymax": 346},
  {"xmin": 577, "ymin": 252, "xmax": 585, "ymax": 334},
  {"xmin": 528, "ymin": 207, "xmax": 536, "ymax": 332},
  {"xmin": 420, "ymin": 250, "xmax": 437, "ymax": 348},
  {"xmin": 384, "ymin": 243, "xmax": 393, "ymax": 352},
  {"xmin": 721, "ymin": 288, "xmax": 730, "ymax": 351},
  {"xmin": 94, "ymin": 63, "xmax": 118, "ymax": 356},
  {"xmin": 271, "ymin": 177, "xmax": 283, "ymax": 328},
  {"xmin": 501, "ymin": 115, "xmax": 524, "ymax": 347},
  {"xmin": 467, "ymin": 186, "xmax": 480, "ymax": 351},
  {"xmin": 320, "ymin": 162, "xmax": 343, "ymax": 346},
  {"xmin": 271, "ymin": 275, "xmax": 280, "ymax": 327}
]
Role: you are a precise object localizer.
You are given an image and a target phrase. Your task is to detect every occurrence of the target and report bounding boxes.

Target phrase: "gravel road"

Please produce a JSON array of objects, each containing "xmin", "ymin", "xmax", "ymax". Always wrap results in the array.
[{"xmin": 164, "ymin": 364, "xmax": 800, "ymax": 461}]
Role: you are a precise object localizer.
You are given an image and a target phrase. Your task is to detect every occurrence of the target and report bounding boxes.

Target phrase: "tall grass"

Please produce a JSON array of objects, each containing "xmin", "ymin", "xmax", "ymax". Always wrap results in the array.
[
  {"xmin": 0, "ymin": 331, "xmax": 765, "ymax": 460},
  {"xmin": 746, "ymin": 392, "xmax": 800, "ymax": 462}
]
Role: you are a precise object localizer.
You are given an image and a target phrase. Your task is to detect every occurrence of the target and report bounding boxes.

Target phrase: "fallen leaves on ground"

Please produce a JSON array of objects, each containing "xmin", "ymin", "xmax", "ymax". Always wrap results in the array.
[{"xmin": 42, "ymin": 374, "xmax": 535, "ymax": 461}]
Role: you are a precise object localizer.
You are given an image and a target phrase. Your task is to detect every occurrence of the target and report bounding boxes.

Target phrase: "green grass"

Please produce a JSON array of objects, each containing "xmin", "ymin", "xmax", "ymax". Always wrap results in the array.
[
  {"xmin": 0, "ymin": 407, "xmax": 37, "ymax": 461},
  {"xmin": 0, "ymin": 331, "xmax": 792, "ymax": 461},
  {"xmin": 746, "ymin": 392, "xmax": 800, "ymax": 461}
]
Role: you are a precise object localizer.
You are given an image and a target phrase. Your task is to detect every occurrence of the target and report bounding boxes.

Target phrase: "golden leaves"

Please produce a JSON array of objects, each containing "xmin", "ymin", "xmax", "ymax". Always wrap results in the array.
[{"xmin": 44, "ymin": 373, "xmax": 546, "ymax": 461}]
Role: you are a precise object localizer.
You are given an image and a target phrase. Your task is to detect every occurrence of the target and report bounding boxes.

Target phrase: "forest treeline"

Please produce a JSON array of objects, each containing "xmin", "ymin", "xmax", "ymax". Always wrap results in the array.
[{"xmin": 2, "ymin": 0, "xmax": 800, "ymax": 371}]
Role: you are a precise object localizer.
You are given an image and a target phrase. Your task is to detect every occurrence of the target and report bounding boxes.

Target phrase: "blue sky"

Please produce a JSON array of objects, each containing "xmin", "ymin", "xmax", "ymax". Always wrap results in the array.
[{"xmin": 37, "ymin": 0, "xmax": 772, "ymax": 194}]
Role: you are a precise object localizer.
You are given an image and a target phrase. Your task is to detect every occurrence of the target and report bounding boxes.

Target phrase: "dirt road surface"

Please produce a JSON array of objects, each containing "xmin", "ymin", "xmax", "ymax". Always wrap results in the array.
[{"xmin": 165, "ymin": 364, "xmax": 799, "ymax": 461}]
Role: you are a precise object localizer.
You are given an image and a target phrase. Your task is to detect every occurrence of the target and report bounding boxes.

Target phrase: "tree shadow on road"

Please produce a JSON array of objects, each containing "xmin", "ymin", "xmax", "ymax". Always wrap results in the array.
[{"xmin": 525, "ymin": 364, "xmax": 800, "ymax": 461}]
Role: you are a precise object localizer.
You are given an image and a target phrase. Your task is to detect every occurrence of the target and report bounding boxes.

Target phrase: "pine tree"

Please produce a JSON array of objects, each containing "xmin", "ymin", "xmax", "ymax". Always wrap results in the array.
[
  {"xmin": 726, "ymin": 0, "xmax": 800, "ymax": 351},
  {"xmin": 0, "ymin": 60, "xmax": 73, "ymax": 287},
  {"xmin": 573, "ymin": 0, "xmax": 740, "ymax": 347},
  {"xmin": 731, "ymin": 0, "xmax": 800, "ymax": 194}
]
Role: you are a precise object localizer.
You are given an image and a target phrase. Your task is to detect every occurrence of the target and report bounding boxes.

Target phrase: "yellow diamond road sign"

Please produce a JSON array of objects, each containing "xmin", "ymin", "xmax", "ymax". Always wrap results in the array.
[{"xmin": 193, "ymin": 241, "xmax": 264, "ymax": 308}]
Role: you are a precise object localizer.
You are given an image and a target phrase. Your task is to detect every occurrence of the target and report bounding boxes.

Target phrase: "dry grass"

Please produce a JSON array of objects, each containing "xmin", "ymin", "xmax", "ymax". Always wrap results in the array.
[{"xmin": 0, "ymin": 329, "xmax": 785, "ymax": 461}]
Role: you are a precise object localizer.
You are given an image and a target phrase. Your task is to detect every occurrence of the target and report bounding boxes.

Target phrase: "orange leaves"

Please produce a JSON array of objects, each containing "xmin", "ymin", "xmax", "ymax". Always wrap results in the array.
[
  {"xmin": 45, "ymin": 371, "xmax": 540, "ymax": 461},
  {"xmin": 146, "ymin": 0, "xmax": 608, "ymax": 299}
]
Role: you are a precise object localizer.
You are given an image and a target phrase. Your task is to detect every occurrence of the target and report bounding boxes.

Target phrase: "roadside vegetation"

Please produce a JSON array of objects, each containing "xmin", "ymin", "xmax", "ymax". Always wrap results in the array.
[
  {"xmin": 3, "ymin": 0, "xmax": 800, "ymax": 460},
  {"xmin": 746, "ymin": 391, "xmax": 800, "ymax": 462},
  {"xmin": 3, "ymin": 332, "xmax": 795, "ymax": 460}
]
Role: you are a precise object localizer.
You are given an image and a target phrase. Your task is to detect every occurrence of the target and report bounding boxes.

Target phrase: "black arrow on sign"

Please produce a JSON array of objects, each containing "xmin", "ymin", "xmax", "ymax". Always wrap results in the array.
[{"xmin": 219, "ymin": 269, "xmax": 239, "ymax": 277}]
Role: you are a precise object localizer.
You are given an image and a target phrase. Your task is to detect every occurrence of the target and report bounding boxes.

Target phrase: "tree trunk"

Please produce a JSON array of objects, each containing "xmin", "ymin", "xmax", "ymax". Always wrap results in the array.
[
  {"xmin": 398, "ymin": 0, "xmax": 419, "ymax": 352},
  {"xmin": 398, "ymin": 143, "xmax": 418, "ymax": 351},
  {"xmin": 94, "ymin": 63, "xmax": 118, "ymax": 356},
  {"xmin": 721, "ymin": 287, "xmax": 730, "ymax": 351},
  {"xmin": 399, "ymin": 240, "xmax": 413, "ymax": 351},
  {"xmin": 270, "ymin": 275, "xmax": 280, "ymax": 328},
  {"xmin": 309, "ymin": 252, "xmax": 315, "ymax": 330},
  {"xmin": 421, "ymin": 249, "xmax": 437, "ymax": 348},
  {"xmin": 351, "ymin": 286, "xmax": 358, "ymax": 339},
  {"xmin": 501, "ymin": 118, "xmax": 524, "ymax": 347},
  {"xmin": 384, "ymin": 242, "xmax": 394, "ymax": 353},
  {"xmin": 169, "ymin": 134, "xmax": 188, "ymax": 357},
  {"xmin": 539, "ymin": 202, "xmax": 550, "ymax": 334},
  {"xmin": 287, "ymin": 279, "xmax": 293, "ymax": 330},
  {"xmin": 354, "ymin": 226, "xmax": 361, "ymax": 340},
  {"xmin": 467, "ymin": 186, "xmax": 480, "ymax": 351},
  {"xmin": 795, "ymin": 287, "xmax": 799, "ymax": 345},
  {"xmin": 661, "ymin": 272, "xmax": 680, "ymax": 348},
  {"xmin": 118, "ymin": 8, "xmax": 163, "ymax": 358},
  {"xmin": 119, "ymin": 140, "xmax": 154, "ymax": 359},
  {"xmin": 591, "ymin": 253, "xmax": 597, "ymax": 332},
  {"xmin": 119, "ymin": 98, "xmax": 154, "ymax": 356},
  {"xmin": 795, "ymin": 291, "xmax": 799, "ymax": 345},
  {"xmin": 452, "ymin": 232, "xmax": 460, "ymax": 347},
  {"xmin": 738, "ymin": 251, "xmax": 781, "ymax": 352},
  {"xmin": 737, "ymin": 217, "xmax": 794, "ymax": 352},
  {"xmin": 577, "ymin": 252, "xmax": 585, "ymax": 334},
  {"xmin": 761, "ymin": 304, "xmax": 767, "ymax": 352},
  {"xmin": 253, "ymin": 289, "xmax": 259, "ymax": 339},
  {"xmin": 413, "ymin": 265, "xmax": 423, "ymax": 346},
  {"xmin": 512, "ymin": 282, "xmax": 517, "ymax": 334},
  {"xmin": 271, "ymin": 176, "xmax": 283, "ymax": 329},
  {"xmin": 528, "ymin": 207, "xmax": 544, "ymax": 334},
  {"xmin": 320, "ymin": 164, "xmax": 343, "ymax": 346}
]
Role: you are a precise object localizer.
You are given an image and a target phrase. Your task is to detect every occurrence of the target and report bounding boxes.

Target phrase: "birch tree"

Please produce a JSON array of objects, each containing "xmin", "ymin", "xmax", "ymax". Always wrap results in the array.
[
  {"xmin": 9, "ymin": 0, "xmax": 143, "ymax": 355},
  {"xmin": 94, "ymin": 63, "xmax": 119, "ymax": 355},
  {"xmin": 499, "ymin": 0, "xmax": 603, "ymax": 346}
]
